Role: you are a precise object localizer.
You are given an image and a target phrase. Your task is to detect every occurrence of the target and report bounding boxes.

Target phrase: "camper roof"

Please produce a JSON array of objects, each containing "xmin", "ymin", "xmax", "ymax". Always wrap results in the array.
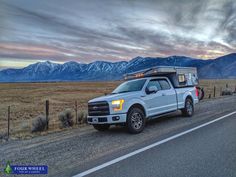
[{"xmin": 124, "ymin": 66, "xmax": 197, "ymax": 80}]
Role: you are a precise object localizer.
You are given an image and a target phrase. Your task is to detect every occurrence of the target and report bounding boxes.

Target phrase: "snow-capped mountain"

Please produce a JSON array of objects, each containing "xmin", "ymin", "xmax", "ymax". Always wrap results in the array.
[{"xmin": 0, "ymin": 53, "xmax": 236, "ymax": 82}]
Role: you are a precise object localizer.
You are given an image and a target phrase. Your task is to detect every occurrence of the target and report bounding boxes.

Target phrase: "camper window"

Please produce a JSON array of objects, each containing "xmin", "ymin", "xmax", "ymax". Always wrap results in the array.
[{"xmin": 178, "ymin": 74, "xmax": 186, "ymax": 85}]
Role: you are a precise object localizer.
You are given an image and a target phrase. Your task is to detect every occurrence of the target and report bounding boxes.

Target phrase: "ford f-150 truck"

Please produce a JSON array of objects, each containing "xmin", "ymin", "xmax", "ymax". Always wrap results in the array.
[{"xmin": 87, "ymin": 66, "xmax": 199, "ymax": 133}]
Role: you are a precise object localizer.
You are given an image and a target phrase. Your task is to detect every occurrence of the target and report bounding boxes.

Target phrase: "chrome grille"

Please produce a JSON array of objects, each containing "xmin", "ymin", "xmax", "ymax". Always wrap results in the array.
[{"xmin": 88, "ymin": 101, "xmax": 110, "ymax": 116}]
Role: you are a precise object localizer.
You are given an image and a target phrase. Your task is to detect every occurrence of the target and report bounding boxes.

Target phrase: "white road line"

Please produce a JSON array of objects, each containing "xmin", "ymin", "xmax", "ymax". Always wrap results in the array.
[{"xmin": 73, "ymin": 111, "xmax": 236, "ymax": 177}]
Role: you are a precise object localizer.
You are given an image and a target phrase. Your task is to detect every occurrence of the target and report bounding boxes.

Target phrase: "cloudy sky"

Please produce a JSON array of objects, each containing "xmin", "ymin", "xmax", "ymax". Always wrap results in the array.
[{"xmin": 0, "ymin": 0, "xmax": 236, "ymax": 69}]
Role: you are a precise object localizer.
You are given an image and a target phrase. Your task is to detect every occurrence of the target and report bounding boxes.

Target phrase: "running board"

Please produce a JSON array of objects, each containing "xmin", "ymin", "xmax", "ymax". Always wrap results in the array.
[{"xmin": 147, "ymin": 110, "xmax": 178, "ymax": 120}]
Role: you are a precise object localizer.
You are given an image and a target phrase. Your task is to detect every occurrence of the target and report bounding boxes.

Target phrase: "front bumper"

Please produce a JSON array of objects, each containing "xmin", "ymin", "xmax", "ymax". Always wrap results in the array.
[{"xmin": 87, "ymin": 113, "xmax": 127, "ymax": 124}]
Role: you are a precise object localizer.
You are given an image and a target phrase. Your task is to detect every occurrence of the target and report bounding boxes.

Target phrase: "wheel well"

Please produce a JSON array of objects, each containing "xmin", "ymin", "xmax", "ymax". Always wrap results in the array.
[
  {"xmin": 128, "ymin": 104, "xmax": 146, "ymax": 117},
  {"xmin": 186, "ymin": 95, "xmax": 193, "ymax": 103}
]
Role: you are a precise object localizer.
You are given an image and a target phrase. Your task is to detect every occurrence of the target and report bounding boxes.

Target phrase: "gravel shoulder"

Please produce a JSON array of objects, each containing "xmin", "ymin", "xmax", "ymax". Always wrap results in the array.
[{"xmin": 0, "ymin": 95, "xmax": 236, "ymax": 177}]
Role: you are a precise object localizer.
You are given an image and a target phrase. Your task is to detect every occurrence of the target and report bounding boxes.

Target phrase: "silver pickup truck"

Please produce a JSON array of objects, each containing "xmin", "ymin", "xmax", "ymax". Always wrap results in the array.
[{"xmin": 88, "ymin": 66, "xmax": 199, "ymax": 133}]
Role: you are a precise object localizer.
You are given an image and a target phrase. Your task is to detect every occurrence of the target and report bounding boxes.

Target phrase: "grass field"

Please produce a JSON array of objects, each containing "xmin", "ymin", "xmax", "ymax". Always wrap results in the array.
[
  {"xmin": 0, "ymin": 80, "xmax": 236, "ymax": 138},
  {"xmin": 0, "ymin": 82, "xmax": 120, "ymax": 137},
  {"xmin": 199, "ymin": 79, "xmax": 236, "ymax": 98}
]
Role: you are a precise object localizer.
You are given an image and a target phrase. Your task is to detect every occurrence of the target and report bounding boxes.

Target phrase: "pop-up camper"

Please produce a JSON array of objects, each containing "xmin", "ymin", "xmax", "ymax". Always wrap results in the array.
[{"xmin": 124, "ymin": 66, "xmax": 199, "ymax": 87}]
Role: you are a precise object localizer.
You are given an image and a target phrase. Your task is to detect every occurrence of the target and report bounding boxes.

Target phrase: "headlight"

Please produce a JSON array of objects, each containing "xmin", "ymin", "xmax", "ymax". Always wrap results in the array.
[{"xmin": 112, "ymin": 99, "xmax": 124, "ymax": 111}]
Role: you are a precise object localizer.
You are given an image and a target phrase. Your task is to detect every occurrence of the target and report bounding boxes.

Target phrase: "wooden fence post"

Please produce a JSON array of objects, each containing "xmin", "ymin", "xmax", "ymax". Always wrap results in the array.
[
  {"xmin": 45, "ymin": 100, "xmax": 49, "ymax": 130},
  {"xmin": 75, "ymin": 101, "xmax": 78, "ymax": 125},
  {"xmin": 7, "ymin": 106, "xmax": 10, "ymax": 141},
  {"xmin": 213, "ymin": 86, "xmax": 216, "ymax": 98}
]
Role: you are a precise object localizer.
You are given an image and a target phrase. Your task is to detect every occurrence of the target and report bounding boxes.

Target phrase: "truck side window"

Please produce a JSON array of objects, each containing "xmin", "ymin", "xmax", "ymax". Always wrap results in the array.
[
  {"xmin": 159, "ymin": 79, "xmax": 171, "ymax": 90},
  {"xmin": 146, "ymin": 80, "xmax": 161, "ymax": 93}
]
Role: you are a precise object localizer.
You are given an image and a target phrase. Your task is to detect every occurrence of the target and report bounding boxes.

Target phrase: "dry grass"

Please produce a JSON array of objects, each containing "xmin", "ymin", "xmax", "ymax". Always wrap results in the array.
[
  {"xmin": 0, "ymin": 80, "xmax": 236, "ymax": 137},
  {"xmin": 0, "ymin": 81, "xmax": 120, "ymax": 137},
  {"xmin": 199, "ymin": 79, "xmax": 236, "ymax": 98}
]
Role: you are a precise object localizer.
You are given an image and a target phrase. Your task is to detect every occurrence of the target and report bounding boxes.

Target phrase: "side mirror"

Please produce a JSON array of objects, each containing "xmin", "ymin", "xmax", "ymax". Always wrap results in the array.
[{"xmin": 147, "ymin": 86, "xmax": 158, "ymax": 94}]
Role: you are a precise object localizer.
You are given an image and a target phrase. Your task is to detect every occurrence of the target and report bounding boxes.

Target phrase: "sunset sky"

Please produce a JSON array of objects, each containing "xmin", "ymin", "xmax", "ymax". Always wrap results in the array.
[{"xmin": 0, "ymin": 0, "xmax": 236, "ymax": 69}]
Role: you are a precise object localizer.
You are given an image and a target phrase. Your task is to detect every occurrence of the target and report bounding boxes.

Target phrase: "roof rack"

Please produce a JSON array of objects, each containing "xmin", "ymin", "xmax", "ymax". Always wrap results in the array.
[{"xmin": 124, "ymin": 66, "xmax": 197, "ymax": 80}]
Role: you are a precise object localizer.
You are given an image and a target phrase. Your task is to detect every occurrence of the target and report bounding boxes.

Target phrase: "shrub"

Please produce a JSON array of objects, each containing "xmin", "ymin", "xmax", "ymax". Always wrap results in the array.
[
  {"xmin": 77, "ymin": 111, "xmax": 83, "ymax": 124},
  {"xmin": 221, "ymin": 88, "xmax": 233, "ymax": 96},
  {"xmin": 83, "ymin": 112, "xmax": 88, "ymax": 124},
  {"xmin": 31, "ymin": 115, "xmax": 47, "ymax": 132},
  {"xmin": 78, "ymin": 111, "xmax": 88, "ymax": 124},
  {"xmin": 58, "ymin": 109, "xmax": 74, "ymax": 128}
]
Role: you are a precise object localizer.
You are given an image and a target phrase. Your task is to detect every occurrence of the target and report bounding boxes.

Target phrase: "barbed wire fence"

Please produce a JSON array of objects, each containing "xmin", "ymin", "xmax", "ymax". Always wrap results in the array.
[{"xmin": 0, "ymin": 99, "xmax": 88, "ymax": 141}]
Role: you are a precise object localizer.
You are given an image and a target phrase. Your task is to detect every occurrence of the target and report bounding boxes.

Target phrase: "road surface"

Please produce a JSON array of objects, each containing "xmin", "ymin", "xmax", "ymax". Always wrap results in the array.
[
  {"xmin": 78, "ymin": 111, "xmax": 236, "ymax": 177},
  {"xmin": 0, "ymin": 95, "xmax": 236, "ymax": 177}
]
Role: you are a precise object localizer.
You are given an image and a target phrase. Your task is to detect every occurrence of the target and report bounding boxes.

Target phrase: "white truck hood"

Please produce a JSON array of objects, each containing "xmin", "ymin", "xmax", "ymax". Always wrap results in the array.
[{"xmin": 88, "ymin": 91, "xmax": 143, "ymax": 103}]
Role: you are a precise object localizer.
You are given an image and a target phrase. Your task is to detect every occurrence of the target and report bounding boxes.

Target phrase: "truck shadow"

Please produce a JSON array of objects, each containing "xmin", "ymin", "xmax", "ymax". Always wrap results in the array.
[
  {"xmin": 100, "ymin": 111, "xmax": 186, "ymax": 134},
  {"xmin": 146, "ymin": 111, "xmax": 184, "ymax": 126}
]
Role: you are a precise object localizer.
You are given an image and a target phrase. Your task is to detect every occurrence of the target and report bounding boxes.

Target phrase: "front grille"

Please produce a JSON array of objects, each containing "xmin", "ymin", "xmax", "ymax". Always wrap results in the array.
[{"xmin": 88, "ymin": 101, "xmax": 110, "ymax": 116}]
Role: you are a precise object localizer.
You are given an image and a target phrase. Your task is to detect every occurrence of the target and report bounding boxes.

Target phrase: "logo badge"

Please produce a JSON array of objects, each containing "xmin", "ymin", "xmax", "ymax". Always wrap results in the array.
[
  {"xmin": 93, "ymin": 106, "xmax": 98, "ymax": 110},
  {"xmin": 4, "ymin": 161, "xmax": 12, "ymax": 174},
  {"xmin": 2, "ymin": 161, "xmax": 48, "ymax": 175}
]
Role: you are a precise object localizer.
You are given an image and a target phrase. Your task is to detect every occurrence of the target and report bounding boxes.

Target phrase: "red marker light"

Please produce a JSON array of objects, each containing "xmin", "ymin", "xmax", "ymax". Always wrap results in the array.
[{"xmin": 195, "ymin": 87, "xmax": 199, "ymax": 97}]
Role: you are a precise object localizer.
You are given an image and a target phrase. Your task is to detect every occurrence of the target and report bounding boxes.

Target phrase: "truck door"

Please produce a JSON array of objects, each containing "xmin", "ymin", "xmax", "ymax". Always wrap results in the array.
[
  {"xmin": 143, "ymin": 79, "xmax": 164, "ymax": 117},
  {"xmin": 158, "ymin": 79, "xmax": 178, "ymax": 112},
  {"xmin": 143, "ymin": 79, "xmax": 177, "ymax": 117}
]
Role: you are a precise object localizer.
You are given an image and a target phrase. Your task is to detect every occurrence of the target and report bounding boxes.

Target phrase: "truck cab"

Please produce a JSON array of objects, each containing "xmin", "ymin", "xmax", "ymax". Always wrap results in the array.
[{"xmin": 88, "ymin": 66, "xmax": 199, "ymax": 133}]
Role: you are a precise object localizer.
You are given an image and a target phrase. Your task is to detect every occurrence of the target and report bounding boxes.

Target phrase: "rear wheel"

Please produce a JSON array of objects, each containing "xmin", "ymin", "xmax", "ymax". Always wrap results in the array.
[
  {"xmin": 127, "ymin": 107, "xmax": 145, "ymax": 134},
  {"xmin": 181, "ymin": 98, "xmax": 194, "ymax": 117},
  {"xmin": 93, "ymin": 124, "xmax": 110, "ymax": 131}
]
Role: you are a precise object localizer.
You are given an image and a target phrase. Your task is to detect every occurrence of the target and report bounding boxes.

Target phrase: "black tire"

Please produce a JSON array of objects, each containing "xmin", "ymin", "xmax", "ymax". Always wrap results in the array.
[
  {"xmin": 93, "ymin": 124, "xmax": 110, "ymax": 131},
  {"xmin": 126, "ymin": 107, "xmax": 145, "ymax": 134},
  {"xmin": 181, "ymin": 98, "xmax": 194, "ymax": 117}
]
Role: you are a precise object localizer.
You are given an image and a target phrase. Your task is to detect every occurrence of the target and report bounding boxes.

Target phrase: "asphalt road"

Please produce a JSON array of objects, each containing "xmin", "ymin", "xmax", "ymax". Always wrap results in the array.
[
  {"xmin": 0, "ymin": 95, "xmax": 236, "ymax": 177},
  {"xmin": 82, "ymin": 111, "xmax": 236, "ymax": 177}
]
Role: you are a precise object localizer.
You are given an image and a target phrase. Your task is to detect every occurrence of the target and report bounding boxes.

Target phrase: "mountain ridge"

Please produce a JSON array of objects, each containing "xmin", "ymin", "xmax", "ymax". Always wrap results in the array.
[{"xmin": 0, "ymin": 53, "xmax": 236, "ymax": 82}]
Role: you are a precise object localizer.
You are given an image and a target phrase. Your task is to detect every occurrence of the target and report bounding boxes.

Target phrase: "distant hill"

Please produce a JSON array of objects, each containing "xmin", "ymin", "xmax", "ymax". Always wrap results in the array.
[{"xmin": 0, "ymin": 53, "xmax": 236, "ymax": 82}]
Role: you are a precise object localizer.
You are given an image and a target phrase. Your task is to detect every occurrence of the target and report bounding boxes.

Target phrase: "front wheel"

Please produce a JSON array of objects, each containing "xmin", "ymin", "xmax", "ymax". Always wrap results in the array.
[
  {"xmin": 126, "ymin": 107, "xmax": 145, "ymax": 134},
  {"xmin": 181, "ymin": 98, "xmax": 194, "ymax": 117},
  {"xmin": 93, "ymin": 124, "xmax": 110, "ymax": 131}
]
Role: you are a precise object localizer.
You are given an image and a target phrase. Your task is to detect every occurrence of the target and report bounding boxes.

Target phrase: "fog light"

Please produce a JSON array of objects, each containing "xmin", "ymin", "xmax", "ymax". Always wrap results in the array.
[{"xmin": 112, "ymin": 116, "xmax": 120, "ymax": 121}]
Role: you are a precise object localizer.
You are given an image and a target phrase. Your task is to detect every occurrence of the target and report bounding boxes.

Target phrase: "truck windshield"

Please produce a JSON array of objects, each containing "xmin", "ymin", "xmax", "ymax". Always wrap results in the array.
[{"xmin": 112, "ymin": 79, "xmax": 146, "ymax": 94}]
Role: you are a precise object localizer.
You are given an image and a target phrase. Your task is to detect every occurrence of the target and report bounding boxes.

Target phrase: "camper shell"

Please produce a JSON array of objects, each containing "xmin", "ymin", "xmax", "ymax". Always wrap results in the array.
[{"xmin": 124, "ymin": 66, "xmax": 198, "ymax": 88}]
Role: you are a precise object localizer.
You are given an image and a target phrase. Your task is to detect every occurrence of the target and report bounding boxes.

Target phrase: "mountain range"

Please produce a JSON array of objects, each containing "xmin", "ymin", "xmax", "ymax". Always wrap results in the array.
[{"xmin": 0, "ymin": 53, "xmax": 236, "ymax": 82}]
